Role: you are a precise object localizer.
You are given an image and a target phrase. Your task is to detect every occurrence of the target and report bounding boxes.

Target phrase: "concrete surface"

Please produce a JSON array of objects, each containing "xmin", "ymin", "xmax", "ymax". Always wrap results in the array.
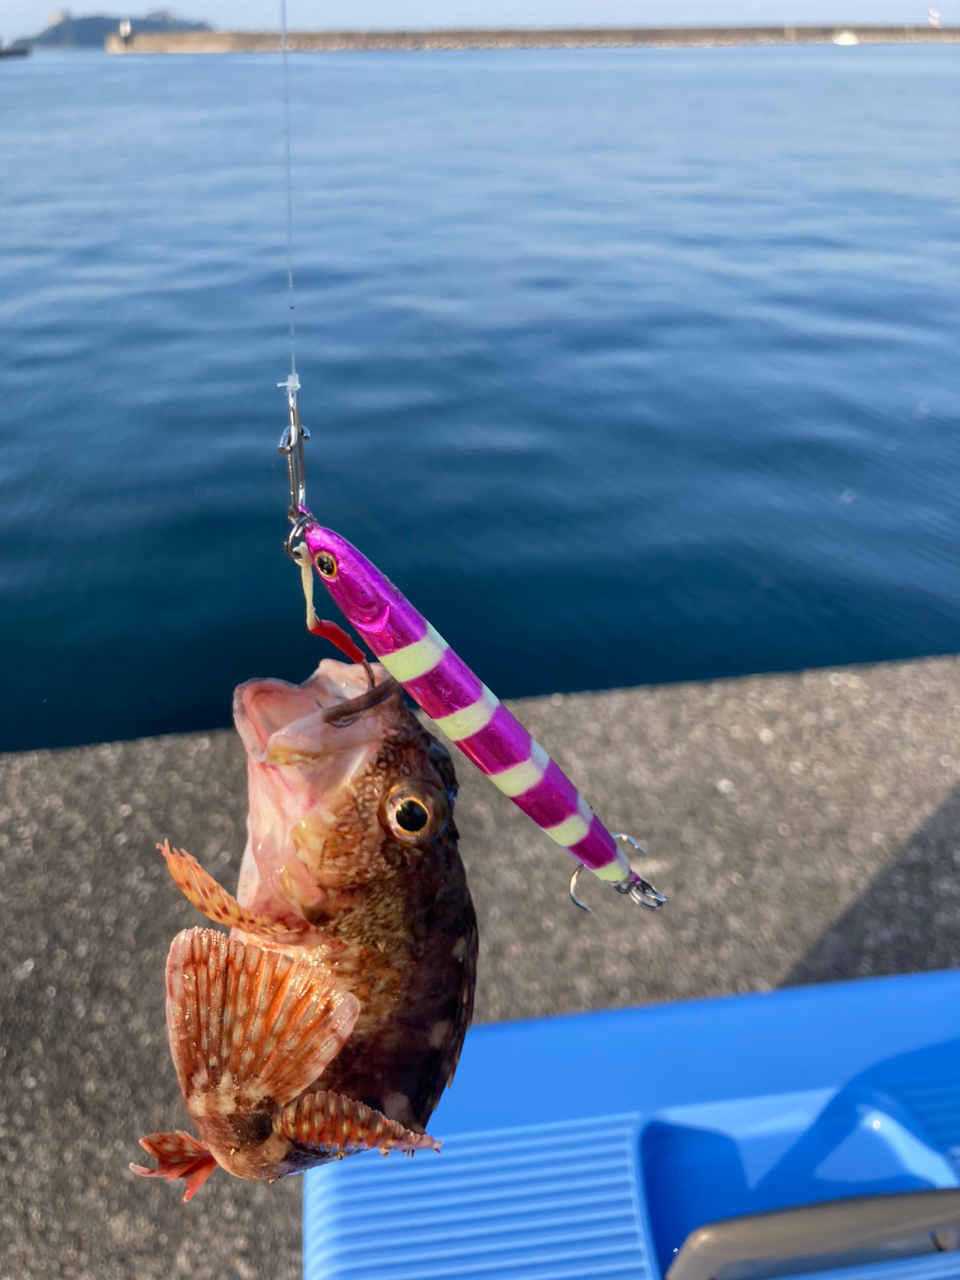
[
  {"xmin": 106, "ymin": 25, "xmax": 960, "ymax": 54},
  {"xmin": 3, "ymin": 653, "xmax": 960, "ymax": 1277}
]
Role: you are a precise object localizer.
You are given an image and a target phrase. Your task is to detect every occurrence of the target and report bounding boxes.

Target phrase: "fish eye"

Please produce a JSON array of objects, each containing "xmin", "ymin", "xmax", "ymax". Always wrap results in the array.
[
  {"xmin": 395, "ymin": 799, "xmax": 428, "ymax": 833},
  {"xmin": 315, "ymin": 552, "xmax": 337, "ymax": 578},
  {"xmin": 380, "ymin": 782, "xmax": 449, "ymax": 846}
]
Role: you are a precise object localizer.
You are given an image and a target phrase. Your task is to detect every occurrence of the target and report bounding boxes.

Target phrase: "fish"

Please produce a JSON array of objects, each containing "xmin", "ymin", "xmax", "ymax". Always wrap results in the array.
[{"xmin": 131, "ymin": 658, "xmax": 478, "ymax": 1201}]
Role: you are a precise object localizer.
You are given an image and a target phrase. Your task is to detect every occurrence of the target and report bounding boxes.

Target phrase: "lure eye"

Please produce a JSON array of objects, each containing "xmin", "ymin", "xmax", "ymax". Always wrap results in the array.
[
  {"xmin": 380, "ymin": 782, "xmax": 449, "ymax": 847},
  {"xmin": 315, "ymin": 551, "xmax": 337, "ymax": 579}
]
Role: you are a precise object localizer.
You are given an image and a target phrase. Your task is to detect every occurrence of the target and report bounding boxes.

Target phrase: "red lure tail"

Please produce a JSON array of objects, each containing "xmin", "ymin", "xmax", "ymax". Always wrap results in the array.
[
  {"xmin": 291, "ymin": 540, "xmax": 368, "ymax": 663},
  {"xmin": 307, "ymin": 616, "xmax": 366, "ymax": 665}
]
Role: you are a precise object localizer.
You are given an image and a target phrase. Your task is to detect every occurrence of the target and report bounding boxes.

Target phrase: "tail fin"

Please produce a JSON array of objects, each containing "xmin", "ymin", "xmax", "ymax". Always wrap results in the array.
[
  {"xmin": 130, "ymin": 1131, "xmax": 218, "ymax": 1202},
  {"xmin": 166, "ymin": 928, "xmax": 359, "ymax": 1116},
  {"xmin": 277, "ymin": 1089, "xmax": 442, "ymax": 1158}
]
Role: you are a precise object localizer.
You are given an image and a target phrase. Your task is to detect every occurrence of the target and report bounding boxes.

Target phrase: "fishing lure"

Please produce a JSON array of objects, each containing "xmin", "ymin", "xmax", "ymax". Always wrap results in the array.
[{"xmin": 278, "ymin": 375, "xmax": 666, "ymax": 913}]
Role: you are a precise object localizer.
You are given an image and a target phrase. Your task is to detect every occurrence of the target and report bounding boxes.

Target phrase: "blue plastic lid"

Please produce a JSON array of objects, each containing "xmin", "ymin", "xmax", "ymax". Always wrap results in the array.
[{"xmin": 305, "ymin": 971, "xmax": 960, "ymax": 1280}]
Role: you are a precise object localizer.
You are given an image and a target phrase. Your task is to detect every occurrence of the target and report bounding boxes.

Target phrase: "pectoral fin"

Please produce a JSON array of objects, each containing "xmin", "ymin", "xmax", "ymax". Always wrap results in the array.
[
  {"xmin": 165, "ymin": 927, "xmax": 360, "ymax": 1116},
  {"xmin": 277, "ymin": 1089, "xmax": 441, "ymax": 1158},
  {"xmin": 159, "ymin": 842, "xmax": 341, "ymax": 950}
]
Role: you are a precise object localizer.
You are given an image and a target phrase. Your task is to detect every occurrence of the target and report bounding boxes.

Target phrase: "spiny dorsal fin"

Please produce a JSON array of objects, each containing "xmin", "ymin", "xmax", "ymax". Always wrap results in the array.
[
  {"xmin": 165, "ymin": 928, "xmax": 359, "ymax": 1116},
  {"xmin": 277, "ymin": 1089, "xmax": 441, "ymax": 1157}
]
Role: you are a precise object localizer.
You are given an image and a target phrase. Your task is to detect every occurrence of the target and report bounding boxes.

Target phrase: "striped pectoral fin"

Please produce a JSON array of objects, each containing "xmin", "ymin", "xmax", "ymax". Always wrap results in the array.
[
  {"xmin": 165, "ymin": 928, "xmax": 360, "ymax": 1115},
  {"xmin": 277, "ymin": 1090, "xmax": 441, "ymax": 1158},
  {"xmin": 130, "ymin": 1130, "xmax": 218, "ymax": 1202}
]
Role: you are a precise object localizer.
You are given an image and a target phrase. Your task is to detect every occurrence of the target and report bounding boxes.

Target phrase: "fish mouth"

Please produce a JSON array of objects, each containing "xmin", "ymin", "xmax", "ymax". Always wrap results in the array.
[
  {"xmin": 320, "ymin": 673, "xmax": 400, "ymax": 726},
  {"xmin": 234, "ymin": 660, "xmax": 400, "ymax": 763}
]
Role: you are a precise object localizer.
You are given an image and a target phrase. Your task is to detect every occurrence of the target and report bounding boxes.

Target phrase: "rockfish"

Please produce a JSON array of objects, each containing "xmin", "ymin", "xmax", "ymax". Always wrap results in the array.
[{"xmin": 132, "ymin": 659, "xmax": 477, "ymax": 1200}]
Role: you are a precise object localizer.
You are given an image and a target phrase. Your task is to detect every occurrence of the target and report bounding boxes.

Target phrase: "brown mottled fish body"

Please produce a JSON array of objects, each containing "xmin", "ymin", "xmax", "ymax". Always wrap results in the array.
[
  {"xmin": 132, "ymin": 660, "xmax": 477, "ymax": 1200},
  {"xmin": 298, "ymin": 710, "xmax": 476, "ymax": 1133}
]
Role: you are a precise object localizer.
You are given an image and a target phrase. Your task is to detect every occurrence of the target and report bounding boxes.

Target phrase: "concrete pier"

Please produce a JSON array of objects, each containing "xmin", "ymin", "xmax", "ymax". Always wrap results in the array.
[
  {"xmin": 3, "ymin": 653, "xmax": 960, "ymax": 1275},
  {"xmin": 105, "ymin": 24, "xmax": 960, "ymax": 54}
]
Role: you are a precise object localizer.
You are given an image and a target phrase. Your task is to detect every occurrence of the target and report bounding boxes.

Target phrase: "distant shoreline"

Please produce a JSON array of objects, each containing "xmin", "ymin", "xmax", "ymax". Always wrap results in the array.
[{"xmin": 106, "ymin": 24, "xmax": 960, "ymax": 54}]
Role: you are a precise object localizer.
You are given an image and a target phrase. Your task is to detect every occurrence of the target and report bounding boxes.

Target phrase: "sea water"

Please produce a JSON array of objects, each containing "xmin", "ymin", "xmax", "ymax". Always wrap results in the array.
[{"xmin": 1, "ymin": 45, "xmax": 957, "ymax": 751}]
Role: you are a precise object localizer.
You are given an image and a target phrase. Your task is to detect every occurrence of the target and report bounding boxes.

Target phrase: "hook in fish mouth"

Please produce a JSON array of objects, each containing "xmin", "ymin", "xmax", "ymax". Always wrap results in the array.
[{"xmin": 321, "ymin": 675, "xmax": 401, "ymax": 727}]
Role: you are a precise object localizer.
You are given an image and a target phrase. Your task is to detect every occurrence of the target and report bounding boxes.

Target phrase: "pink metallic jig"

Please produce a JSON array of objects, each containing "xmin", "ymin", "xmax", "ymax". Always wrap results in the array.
[{"xmin": 278, "ymin": 375, "xmax": 665, "ymax": 912}]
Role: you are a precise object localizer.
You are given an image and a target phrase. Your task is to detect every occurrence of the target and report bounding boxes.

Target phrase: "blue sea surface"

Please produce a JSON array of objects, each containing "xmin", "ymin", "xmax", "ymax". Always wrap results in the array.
[{"xmin": 1, "ymin": 46, "xmax": 958, "ymax": 752}]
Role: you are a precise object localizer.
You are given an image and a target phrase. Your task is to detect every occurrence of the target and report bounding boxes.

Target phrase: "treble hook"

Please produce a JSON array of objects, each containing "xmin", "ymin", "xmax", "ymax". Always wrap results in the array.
[
  {"xmin": 612, "ymin": 833, "xmax": 668, "ymax": 910},
  {"xmin": 278, "ymin": 370, "xmax": 310, "ymax": 556},
  {"xmin": 568, "ymin": 835, "xmax": 667, "ymax": 912}
]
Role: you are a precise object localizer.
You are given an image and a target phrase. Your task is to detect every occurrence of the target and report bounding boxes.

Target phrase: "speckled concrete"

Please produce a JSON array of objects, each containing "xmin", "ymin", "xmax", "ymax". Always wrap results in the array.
[{"xmin": 3, "ymin": 654, "xmax": 960, "ymax": 1277}]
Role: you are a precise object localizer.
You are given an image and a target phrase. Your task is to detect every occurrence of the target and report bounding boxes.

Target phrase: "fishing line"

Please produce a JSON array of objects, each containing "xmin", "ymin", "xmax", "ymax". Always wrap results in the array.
[
  {"xmin": 276, "ymin": 0, "xmax": 307, "ymax": 556},
  {"xmin": 279, "ymin": 0, "xmax": 296, "ymax": 376}
]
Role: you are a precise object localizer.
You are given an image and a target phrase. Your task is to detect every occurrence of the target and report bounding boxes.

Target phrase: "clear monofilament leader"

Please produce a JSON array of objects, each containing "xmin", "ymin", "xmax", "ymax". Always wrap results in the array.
[{"xmin": 279, "ymin": 0, "xmax": 296, "ymax": 380}]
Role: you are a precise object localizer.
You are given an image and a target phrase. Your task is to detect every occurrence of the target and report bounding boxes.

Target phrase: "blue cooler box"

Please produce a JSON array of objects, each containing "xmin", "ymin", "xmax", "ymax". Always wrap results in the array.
[{"xmin": 304, "ymin": 970, "xmax": 960, "ymax": 1280}]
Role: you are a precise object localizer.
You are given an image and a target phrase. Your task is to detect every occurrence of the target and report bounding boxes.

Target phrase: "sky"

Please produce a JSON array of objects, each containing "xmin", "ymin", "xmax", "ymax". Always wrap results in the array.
[{"xmin": 6, "ymin": 0, "xmax": 955, "ymax": 47}]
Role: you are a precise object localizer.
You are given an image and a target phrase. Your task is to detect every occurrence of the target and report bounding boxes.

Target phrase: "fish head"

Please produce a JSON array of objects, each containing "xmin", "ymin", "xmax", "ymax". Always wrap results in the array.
[{"xmin": 233, "ymin": 659, "xmax": 456, "ymax": 921}]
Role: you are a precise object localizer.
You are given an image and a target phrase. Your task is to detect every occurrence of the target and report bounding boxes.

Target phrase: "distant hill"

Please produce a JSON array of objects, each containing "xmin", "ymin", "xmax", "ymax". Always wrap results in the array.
[{"xmin": 14, "ymin": 8, "xmax": 211, "ymax": 48}]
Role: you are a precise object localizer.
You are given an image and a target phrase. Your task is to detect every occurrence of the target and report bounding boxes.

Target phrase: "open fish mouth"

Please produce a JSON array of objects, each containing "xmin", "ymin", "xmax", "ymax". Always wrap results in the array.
[
  {"xmin": 231, "ymin": 658, "xmax": 433, "ymax": 911},
  {"xmin": 233, "ymin": 660, "xmax": 401, "ymax": 765}
]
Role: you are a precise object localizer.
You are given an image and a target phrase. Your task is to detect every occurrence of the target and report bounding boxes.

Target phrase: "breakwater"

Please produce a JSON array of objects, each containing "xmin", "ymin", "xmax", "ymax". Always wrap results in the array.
[{"xmin": 106, "ymin": 24, "xmax": 960, "ymax": 54}]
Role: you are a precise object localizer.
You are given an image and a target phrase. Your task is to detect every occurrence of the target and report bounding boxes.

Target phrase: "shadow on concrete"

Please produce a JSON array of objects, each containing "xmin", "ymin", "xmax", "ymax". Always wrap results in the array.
[{"xmin": 786, "ymin": 784, "xmax": 960, "ymax": 987}]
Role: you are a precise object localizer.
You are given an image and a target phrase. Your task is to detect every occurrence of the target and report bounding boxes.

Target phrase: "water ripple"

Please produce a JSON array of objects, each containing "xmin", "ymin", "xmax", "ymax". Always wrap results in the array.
[{"xmin": 1, "ymin": 46, "xmax": 958, "ymax": 749}]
